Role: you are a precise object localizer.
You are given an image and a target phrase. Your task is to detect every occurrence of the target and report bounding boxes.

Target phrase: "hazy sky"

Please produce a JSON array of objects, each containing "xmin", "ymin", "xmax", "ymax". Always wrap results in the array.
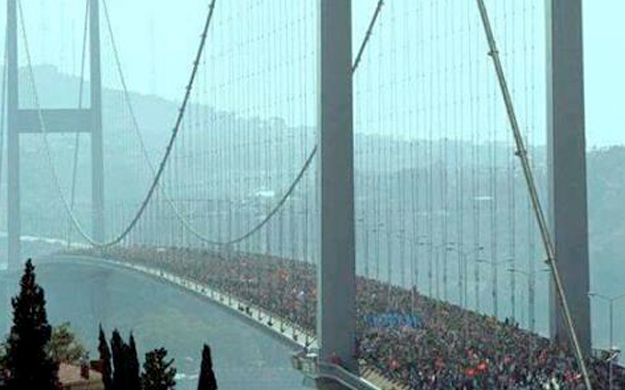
[{"xmin": 0, "ymin": 0, "xmax": 623, "ymax": 147}]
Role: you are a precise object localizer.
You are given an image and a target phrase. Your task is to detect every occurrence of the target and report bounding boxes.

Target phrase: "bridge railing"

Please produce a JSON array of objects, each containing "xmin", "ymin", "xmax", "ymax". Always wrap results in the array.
[
  {"xmin": 55, "ymin": 253, "xmax": 317, "ymax": 350},
  {"xmin": 291, "ymin": 350, "xmax": 385, "ymax": 390},
  {"xmin": 48, "ymin": 253, "xmax": 421, "ymax": 390}
]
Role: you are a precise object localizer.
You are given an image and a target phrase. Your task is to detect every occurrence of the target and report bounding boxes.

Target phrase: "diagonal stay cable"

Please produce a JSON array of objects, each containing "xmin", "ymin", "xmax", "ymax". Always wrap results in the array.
[
  {"xmin": 18, "ymin": 0, "xmax": 218, "ymax": 247},
  {"xmin": 109, "ymin": 0, "xmax": 384, "ymax": 246}
]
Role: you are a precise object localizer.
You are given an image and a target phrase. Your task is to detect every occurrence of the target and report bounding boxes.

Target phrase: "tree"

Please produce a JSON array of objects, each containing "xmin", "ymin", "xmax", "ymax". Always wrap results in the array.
[
  {"xmin": 98, "ymin": 325, "xmax": 113, "ymax": 390},
  {"xmin": 110, "ymin": 329, "xmax": 141, "ymax": 390},
  {"xmin": 197, "ymin": 344, "xmax": 217, "ymax": 390},
  {"xmin": 126, "ymin": 334, "xmax": 141, "ymax": 390},
  {"xmin": 110, "ymin": 330, "xmax": 127, "ymax": 390},
  {"xmin": 46, "ymin": 322, "xmax": 87, "ymax": 365},
  {"xmin": 0, "ymin": 341, "xmax": 8, "ymax": 387},
  {"xmin": 141, "ymin": 348, "xmax": 176, "ymax": 390},
  {"xmin": 4, "ymin": 259, "xmax": 60, "ymax": 390}
]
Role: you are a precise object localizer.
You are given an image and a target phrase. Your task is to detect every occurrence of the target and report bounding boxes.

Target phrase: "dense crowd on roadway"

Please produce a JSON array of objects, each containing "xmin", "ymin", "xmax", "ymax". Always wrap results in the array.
[{"xmin": 69, "ymin": 246, "xmax": 625, "ymax": 390}]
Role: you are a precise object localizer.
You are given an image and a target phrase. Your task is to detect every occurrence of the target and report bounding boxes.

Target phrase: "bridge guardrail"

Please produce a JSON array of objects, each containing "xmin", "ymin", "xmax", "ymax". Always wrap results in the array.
[
  {"xmin": 44, "ymin": 254, "xmax": 317, "ymax": 350},
  {"xmin": 291, "ymin": 350, "xmax": 383, "ymax": 390},
  {"xmin": 41, "ymin": 253, "xmax": 407, "ymax": 390},
  {"xmin": 122, "ymin": 261, "xmax": 316, "ymax": 346}
]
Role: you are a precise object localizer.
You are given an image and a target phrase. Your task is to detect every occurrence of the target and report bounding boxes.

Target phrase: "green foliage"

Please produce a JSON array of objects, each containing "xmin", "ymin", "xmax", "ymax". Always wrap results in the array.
[
  {"xmin": 0, "ymin": 341, "xmax": 8, "ymax": 386},
  {"xmin": 127, "ymin": 334, "xmax": 141, "ymax": 390},
  {"xmin": 0, "ymin": 341, "xmax": 6, "ymax": 366},
  {"xmin": 4, "ymin": 260, "xmax": 60, "ymax": 390},
  {"xmin": 197, "ymin": 344, "xmax": 217, "ymax": 390},
  {"xmin": 141, "ymin": 348, "xmax": 176, "ymax": 390},
  {"xmin": 110, "ymin": 329, "xmax": 141, "ymax": 390},
  {"xmin": 98, "ymin": 325, "xmax": 113, "ymax": 390},
  {"xmin": 46, "ymin": 322, "xmax": 87, "ymax": 365}
]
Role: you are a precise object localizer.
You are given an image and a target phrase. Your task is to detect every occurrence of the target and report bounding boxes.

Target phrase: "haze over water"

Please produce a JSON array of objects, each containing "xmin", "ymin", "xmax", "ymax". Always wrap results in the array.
[{"xmin": 0, "ymin": 241, "xmax": 307, "ymax": 390}]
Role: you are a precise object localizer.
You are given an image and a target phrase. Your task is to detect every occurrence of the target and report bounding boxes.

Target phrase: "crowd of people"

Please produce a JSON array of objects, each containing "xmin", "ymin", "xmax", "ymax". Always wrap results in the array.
[{"xmin": 69, "ymin": 246, "xmax": 625, "ymax": 389}]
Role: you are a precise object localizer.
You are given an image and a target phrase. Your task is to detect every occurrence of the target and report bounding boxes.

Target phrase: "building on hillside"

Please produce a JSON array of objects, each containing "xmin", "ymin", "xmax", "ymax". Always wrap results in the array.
[{"xmin": 59, "ymin": 363, "xmax": 104, "ymax": 390}]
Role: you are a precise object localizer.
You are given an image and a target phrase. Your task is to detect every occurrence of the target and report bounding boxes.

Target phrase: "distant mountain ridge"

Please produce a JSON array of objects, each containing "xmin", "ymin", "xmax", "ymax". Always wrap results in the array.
[{"xmin": 1, "ymin": 66, "xmax": 624, "ymax": 296}]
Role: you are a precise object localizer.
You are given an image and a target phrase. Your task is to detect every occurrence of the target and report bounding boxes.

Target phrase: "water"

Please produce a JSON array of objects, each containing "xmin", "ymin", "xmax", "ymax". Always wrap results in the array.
[{"xmin": 0, "ymin": 243, "xmax": 308, "ymax": 390}]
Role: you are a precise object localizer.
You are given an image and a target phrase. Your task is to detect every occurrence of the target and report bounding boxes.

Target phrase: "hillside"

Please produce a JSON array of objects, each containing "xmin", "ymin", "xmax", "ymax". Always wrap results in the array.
[{"xmin": 1, "ymin": 66, "xmax": 624, "ymax": 299}]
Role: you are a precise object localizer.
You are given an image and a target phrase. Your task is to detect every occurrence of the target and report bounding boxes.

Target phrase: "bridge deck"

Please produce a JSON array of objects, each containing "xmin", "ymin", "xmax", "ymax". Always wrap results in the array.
[{"xmin": 45, "ymin": 254, "xmax": 407, "ymax": 390}]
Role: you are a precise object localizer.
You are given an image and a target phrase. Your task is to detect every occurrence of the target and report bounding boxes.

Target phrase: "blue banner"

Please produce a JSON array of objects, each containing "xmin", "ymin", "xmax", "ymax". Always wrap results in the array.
[{"xmin": 365, "ymin": 314, "xmax": 421, "ymax": 329}]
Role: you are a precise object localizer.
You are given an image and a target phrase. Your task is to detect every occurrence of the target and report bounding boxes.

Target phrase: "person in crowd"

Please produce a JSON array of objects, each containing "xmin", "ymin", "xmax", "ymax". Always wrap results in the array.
[{"xmin": 70, "ymin": 246, "xmax": 625, "ymax": 390}]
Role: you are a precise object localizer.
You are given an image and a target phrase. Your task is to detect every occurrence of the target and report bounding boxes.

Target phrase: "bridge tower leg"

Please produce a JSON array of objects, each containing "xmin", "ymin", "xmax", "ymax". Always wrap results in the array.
[
  {"xmin": 317, "ymin": 0, "xmax": 357, "ymax": 373},
  {"xmin": 7, "ymin": 0, "xmax": 20, "ymax": 270},
  {"xmin": 5, "ymin": 0, "xmax": 105, "ymax": 267},
  {"xmin": 546, "ymin": 0, "xmax": 591, "ymax": 353},
  {"xmin": 90, "ymin": 0, "xmax": 105, "ymax": 242}
]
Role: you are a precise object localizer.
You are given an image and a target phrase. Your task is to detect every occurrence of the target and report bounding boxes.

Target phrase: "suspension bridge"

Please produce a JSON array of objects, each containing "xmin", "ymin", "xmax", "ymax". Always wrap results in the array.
[{"xmin": 0, "ymin": 0, "xmax": 620, "ymax": 389}]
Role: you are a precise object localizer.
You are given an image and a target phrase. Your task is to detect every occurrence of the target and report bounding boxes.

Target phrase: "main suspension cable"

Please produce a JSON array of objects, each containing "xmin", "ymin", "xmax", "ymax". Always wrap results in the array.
[
  {"xmin": 475, "ymin": 0, "xmax": 592, "ymax": 388},
  {"xmin": 353, "ymin": 0, "xmax": 384, "ymax": 74},
  {"xmin": 106, "ymin": 0, "xmax": 385, "ymax": 247},
  {"xmin": 66, "ymin": 0, "xmax": 90, "ymax": 247},
  {"xmin": 0, "ymin": 27, "xmax": 8, "ymax": 204},
  {"xmin": 21, "ymin": 0, "xmax": 384, "ymax": 248},
  {"xmin": 18, "ymin": 0, "xmax": 218, "ymax": 247}
]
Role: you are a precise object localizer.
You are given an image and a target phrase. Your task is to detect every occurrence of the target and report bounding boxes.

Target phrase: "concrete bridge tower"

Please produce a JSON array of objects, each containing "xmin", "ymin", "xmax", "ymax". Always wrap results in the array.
[
  {"xmin": 5, "ymin": 0, "xmax": 104, "ymax": 269},
  {"xmin": 317, "ymin": 0, "xmax": 357, "ymax": 374},
  {"xmin": 546, "ymin": 0, "xmax": 591, "ymax": 353}
]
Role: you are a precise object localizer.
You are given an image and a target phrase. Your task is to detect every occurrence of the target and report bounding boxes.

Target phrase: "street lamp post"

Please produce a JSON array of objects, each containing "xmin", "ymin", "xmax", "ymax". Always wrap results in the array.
[
  {"xmin": 363, "ymin": 222, "xmax": 370, "ymax": 278},
  {"xmin": 397, "ymin": 229, "xmax": 406, "ymax": 288},
  {"xmin": 436, "ymin": 248, "xmax": 442, "ymax": 299},
  {"xmin": 411, "ymin": 235, "xmax": 430, "ymax": 293},
  {"xmin": 357, "ymin": 216, "xmax": 370, "ymax": 279},
  {"xmin": 476, "ymin": 258, "xmax": 510, "ymax": 318},
  {"xmin": 588, "ymin": 292, "xmax": 625, "ymax": 354},
  {"xmin": 473, "ymin": 251, "xmax": 482, "ymax": 312},
  {"xmin": 371, "ymin": 223, "xmax": 384, "ymax": 281},
  {"xmin": 418, "ymin": 241, "xmax": 434, "ymax": 298},
  {"xmin": 507, "ymin": 267, "xmax": 549, "ymax": 332},
  {"xmin": 447, "ymin": 245, "xmax": 484, "ymax": 308},
  {"xmin": 589, "ymin": 291, "xmax": 625, "ymax": 390},
  {"xmin": 418, "ymin": 241, "xmax": 455, "ymax": 301}
]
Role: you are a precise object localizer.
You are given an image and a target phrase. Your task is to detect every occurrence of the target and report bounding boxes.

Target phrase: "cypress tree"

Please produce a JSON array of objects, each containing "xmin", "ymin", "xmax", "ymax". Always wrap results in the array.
[
  {"xmin": 110, "ymin": 329, "xmax": 127, "ymax": 390},
  {"xmin": 126, "ymin": 334, "xmax": 141, "ymax": 390},
  {"xmin": 197, "ymin": 344, "xmax": 217, "ymax": 390},
  {"xmin": 98, "ymin": 325, "xmax": 113, "ymax": 390},
  {"xmin": 110, "ymin": 330, "xmax": 141, "ymax": 390},
  {"xmin": 141, "ymin": 348, "xmax": 176, "ymax": 390},
  {"xmin": 5, "ymin": 259, "xmax": 60, "ymax": 390}
]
